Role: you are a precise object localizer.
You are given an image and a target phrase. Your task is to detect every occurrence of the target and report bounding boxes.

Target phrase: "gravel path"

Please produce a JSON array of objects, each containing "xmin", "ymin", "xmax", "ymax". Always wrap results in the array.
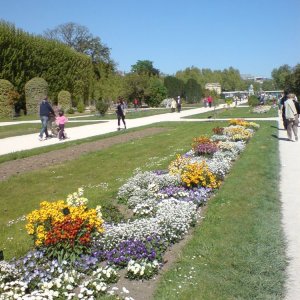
[{"xmin": 278, "ymin": 119, "xmax": 300, "ymax": 299}]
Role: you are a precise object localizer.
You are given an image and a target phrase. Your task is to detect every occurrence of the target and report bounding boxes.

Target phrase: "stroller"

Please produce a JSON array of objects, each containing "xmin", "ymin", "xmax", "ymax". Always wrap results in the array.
[{"xmin": 47, "ymin": 113, "xmax": 58, "ymax": 138}]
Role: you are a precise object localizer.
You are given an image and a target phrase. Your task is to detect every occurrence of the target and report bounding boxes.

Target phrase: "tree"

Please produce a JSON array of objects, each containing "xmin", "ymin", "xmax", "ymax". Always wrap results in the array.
[
  {"xmin": 262, "ymin": 79, "xmax": 275, "ymax": 91},
  {"xmin": 164, "ymin": 76, "xmax": 184, "ymax": 98},
  {"xmin": 184, "ymin": 78, "xmax": 202, "ymax": 103},
  {"xmin": 44, "ymin": 22, "xmax": 111, "ymax": 64},
  {"xmin": 271, "ymin": 64, "xmax": 292, "ymax": 89},
  {"xmin": 123, "ymin": 73, "xmax": 150, "ymax": 103},
  {"xmin": 131, "ymin": 60, "xmax": 159, "ymax": 76},
  {"xmin": 145, "ymin": 77, "xmax": 167, "ymax": 107},
  {"xmin": 285, "ymin": 64, "xmax": 300, "ymax": 96}
]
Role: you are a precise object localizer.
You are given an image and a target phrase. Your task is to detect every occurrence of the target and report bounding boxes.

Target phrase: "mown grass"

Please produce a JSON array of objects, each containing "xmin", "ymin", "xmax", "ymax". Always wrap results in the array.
[
  {"xmin": 184, "ymin": 106, "xmax": 278, "ymax": 119},
  {"xmin": 154, "ymin": 121, "xmax": 286, "ymax": 300},
  {"xmin": 0, "ymin": 121, "xmax": 220, "ymax": 260},
  {"xmin": 0, "ymin": 121, "xmax": 104, "ymax": 139},
  {"xmin": 0, "ymin": 126, "xmax": 152, "ymax": 165}
]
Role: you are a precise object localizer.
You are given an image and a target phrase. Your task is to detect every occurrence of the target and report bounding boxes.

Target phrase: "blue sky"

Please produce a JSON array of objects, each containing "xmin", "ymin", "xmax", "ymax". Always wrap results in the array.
[{"xmin": 1, "ymin": 0, "xmax": 300, "ymax": 78}]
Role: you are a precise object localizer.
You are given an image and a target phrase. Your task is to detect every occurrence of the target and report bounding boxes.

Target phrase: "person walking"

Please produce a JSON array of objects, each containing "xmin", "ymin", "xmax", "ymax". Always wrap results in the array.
[
  {"xmin": 279, "ymin": 91, "xmax": 289, "ymax": 130},
  {"xmin": 170, "ymin": 98, "xmax": 177, "ymax": 112},
  {"xmin": 177, "ymin": 96, "xmax": 182, "ymax": 113},
  {"xmin": 116, "ymin": 97, "xmax": 126, "ymax": 130},
  {"xmin": 133, "ymin": 98, "xmax": 138, "ymax": 110},
  {"xmin": 207, "ymin": 95, "xmax": 213, "ymax": 108},
  {"xmin": 56, "ymin": 110, "xmax": 68, "ymax": 140},
  {"xmin": 38, "ymin": 96, "xmax": 55, "ymax": 141},
  {"xmin": 284, "ymin": 93, "xmax": 299, "ymax": 141}
]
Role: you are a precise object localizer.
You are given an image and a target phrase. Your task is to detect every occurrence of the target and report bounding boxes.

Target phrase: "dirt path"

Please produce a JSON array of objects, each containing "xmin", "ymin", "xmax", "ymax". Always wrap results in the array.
[{"xmin": 0, "ymin": 127, "xmax": 166, "ymax": 181}]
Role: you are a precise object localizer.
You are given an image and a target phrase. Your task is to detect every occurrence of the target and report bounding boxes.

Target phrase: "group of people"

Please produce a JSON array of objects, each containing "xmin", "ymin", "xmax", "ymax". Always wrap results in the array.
[
  {"xmin": 203, "ymin": 96, "xmax": 213, "ymax": 108},
  {"xmin": 279, "ymin": 91, "xmax": 300, "ymax": 142},
  {"xmin": 39, "ymin": 96, "xmax": 68, "ymax": 141}
]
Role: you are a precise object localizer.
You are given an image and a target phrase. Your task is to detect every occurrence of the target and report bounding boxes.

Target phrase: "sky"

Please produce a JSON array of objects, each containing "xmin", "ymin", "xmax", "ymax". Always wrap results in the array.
[{"xmin": 1, "ymin": 0, "xmax": 300, "ymax": 78}]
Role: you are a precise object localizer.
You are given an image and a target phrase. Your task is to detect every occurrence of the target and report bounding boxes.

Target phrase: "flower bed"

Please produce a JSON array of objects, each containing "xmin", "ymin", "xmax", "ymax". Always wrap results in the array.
[{"xmin": 0, "ymin": 119, "xmax": 259, "ymax": 300}]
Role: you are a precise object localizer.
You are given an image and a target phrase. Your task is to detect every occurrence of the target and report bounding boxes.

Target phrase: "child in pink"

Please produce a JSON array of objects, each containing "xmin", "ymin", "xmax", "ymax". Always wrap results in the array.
[{"xmin": 55, "ymin": 110, "xmax": 68, "ymax": 140}]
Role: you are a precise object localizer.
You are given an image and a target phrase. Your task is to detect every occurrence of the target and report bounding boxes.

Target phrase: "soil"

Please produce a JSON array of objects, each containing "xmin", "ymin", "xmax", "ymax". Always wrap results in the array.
[
  {"xmin": 0, "ymin": 127, "xmax": 167, "ymax": 182},
  {"xmin": 0, "ymin": 126, "xmax": 204, "ymax": 300}
]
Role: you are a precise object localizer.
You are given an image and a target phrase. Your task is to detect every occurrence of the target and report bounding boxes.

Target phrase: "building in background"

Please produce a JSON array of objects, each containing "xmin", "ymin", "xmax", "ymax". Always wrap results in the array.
[{"xmin": 205, "ymin": 82, "xmax": 221, "ymax": 94}]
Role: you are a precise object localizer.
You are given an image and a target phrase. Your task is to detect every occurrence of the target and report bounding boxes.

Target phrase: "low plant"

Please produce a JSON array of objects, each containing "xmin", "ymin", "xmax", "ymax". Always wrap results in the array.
[
  {"xmin": 126, "ymin": 259, "xmax": 160, "ymax": 280},
  {"xmin": 25, "ymin": 199, "xmax": 105, "ymax": 263},
  {"xmin": 181, "ymin": 161, "xmax": 221, "ymax": 189},
  {"xmin": 192, "ymin": 135, "xmax": 219, "ymax": 156}
]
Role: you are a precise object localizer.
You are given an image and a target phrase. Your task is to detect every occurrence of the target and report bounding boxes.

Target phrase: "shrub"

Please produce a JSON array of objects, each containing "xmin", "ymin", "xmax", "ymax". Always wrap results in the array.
[
  {"xmin": 67, "ymin": 107, "xmax": 75, "ymax": 114},
  {"xmin": 0, "ymin": 79, "xmax": 18, "ymax": 118},
  {"xmin": 95, "ymin": 98, "xmax": 109, "ymax": 116},
  {"xmin": 77, "ymin": 100, "xmax": 85, "ymax": 113},
  {"xmin": 248, "ymin": 95, "xmax": 259, "ymax": 107},
  {"xmin": 25, "ymin": 77, "xmax": 48, "ymax": 115},
  {"xmin": 57, "ymin": 90, "xmax": 71, "ymax": 111}
]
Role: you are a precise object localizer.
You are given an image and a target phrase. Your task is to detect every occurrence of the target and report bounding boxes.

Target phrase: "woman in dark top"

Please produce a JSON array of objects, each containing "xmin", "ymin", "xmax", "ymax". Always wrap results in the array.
[{"xmin": 116, "ymin": 98, "xmax": 126, "ymax": 130}]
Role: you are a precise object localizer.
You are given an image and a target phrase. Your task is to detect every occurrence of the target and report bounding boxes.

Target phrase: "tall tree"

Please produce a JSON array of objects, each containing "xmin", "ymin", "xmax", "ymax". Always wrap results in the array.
[
  {"xmin": 184, "ymin": 78, "xmax": 202, "ymax": 103},
  {"xmin": 131, "ymin": 60, "xmax": 159, "ymax": 76},
  {"xmin": 44, "ymin": 22, "xmax": 111, "ymax": 64},
  {"xmin": 271, "ymin": 64, "xmax": 292, "ymax": 89},
  {"xmin": 164, "ymin": 76, "xmax": 184, "ymax": 98}
]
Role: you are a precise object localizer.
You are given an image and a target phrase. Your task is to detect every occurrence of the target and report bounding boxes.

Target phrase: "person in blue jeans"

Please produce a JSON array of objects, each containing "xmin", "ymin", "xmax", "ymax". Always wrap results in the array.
[{"xmin": 39, "ymin": 96, "xmax": 55, "ymax": 141}]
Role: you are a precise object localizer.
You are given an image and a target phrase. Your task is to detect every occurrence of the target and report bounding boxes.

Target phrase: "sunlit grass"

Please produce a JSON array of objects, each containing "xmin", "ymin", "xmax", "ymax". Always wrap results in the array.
[
  {"xmin": 154, "ymin": 121, "xmax": 286, "ymax": 300},
  {"xmin": 184, "ymin": 106, "xmax": 278, "ymax": 119}
]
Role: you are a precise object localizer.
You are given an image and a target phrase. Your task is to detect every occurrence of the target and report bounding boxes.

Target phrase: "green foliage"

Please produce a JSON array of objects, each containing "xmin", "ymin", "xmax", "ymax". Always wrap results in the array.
[
  {"xmin": 285, "ymin": 64, "xmax": 300, "ymax": 97},
  {"xmin": 131, "ymin": 60, "xmax": 159, "ymax": 76},
  {"xmin": 164, "ymin": 76, "xmax": 184, "ymax": 98},
  {"xmin": 67, "ymin": 107, "xmax": 75, "ymax": 114},
  {"xmin": 0, "ymin": 21, "xmax": 93, "ymax": 104},
  {"xmin": 0, "ymin": 79, "xmax": 15, "ymax": 117},
  {"xmin": 271, "ymin": 64, "xmax": 292, "ymax": 89},
  {"xmin": 248, "ymin": 95, "xmax": 260, "ymax": 107},
  {"xmin": 145, "ymin": 77, "xmax": 167, "ymax": 107},
  {"xmin": 225, "ymin": 98, "xmax": 233, "ymax": 106},
  {"xmin": 77, "ymin": 100, "xmax": 85, "ymax": 113},
  {"xmin": 25, "ymin": 77, "xmax": 48, "ymax": 115},
  {"xmin": 123, "ymin": 72, "xmax": 149, "ymax": 102},
  {"xmin": 184, "ymin": 78, "xmax": 202, "ymax": 103},
  {"xmin": 57, "ymin": 90, "xmax": 71, "ymax": 111},
  {"xmin": 73, "ymin": 80, "xmax": 85, "ymax": 106},
  {"xmin": 95, "ymin": 98, "xmax": 109, "ymax": 115}
]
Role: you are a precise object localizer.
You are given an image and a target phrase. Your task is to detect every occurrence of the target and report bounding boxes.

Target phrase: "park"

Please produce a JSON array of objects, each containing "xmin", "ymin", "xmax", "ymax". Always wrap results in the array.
[{"xmin": 0, "ymin": 16, "xmax": 300, "ymax": 300}]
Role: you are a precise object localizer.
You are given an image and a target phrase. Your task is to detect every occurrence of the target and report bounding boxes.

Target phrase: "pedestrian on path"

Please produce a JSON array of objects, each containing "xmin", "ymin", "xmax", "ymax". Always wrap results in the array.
[
  {"xmin": 177, "ymin": 96, "xmax": 182, "ymax": 113},
  {"xmin": 171, "ymin": 98, "xmax": 177, "ymax": 112},
  {"xmin": 207, "ymin": 95, "xmax": 213, "ymax": 108},
  {"xmin": 284, "ymin": 93, "xmax": 299, "ymax": 141},
  {"xmin": 280, "ymin": 91, "xmax": 289, "ymax": 130},
  {"xmin": 56, "ymin": 110, "xmax": 68, "ymax": 140},
  {"xmin": 38, "ymin": 96, "xmax": 55, "ymax": 141},
  {"xmin": 116, "ymin": 97, "xmax": 126, "ymax": 130}
]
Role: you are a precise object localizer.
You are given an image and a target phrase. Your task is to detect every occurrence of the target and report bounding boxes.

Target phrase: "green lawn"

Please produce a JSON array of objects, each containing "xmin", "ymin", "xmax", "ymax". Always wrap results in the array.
[
  {"xmin": 154, "ymin": 121, "xmax": 286, "ymax": 299},
  {"xmin": 0, "ymin": 121, "xmax": 286, "ymax": 299},
  {"xmin": 0, "ymin": 121, "xmax": 104, "ymax": 139},
  {"xmin": 0, "ymin": 122, "xmax": 219, "ymax": 260},
  {"xmin": 184, "ymin": 106, "xmax": 278, "ymax": 119}
]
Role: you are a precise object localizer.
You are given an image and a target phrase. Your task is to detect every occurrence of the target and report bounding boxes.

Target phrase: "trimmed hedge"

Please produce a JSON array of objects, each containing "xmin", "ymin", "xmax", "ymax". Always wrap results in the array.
[
  {"xmin": 25, "ymin": 77, "xmax": 48, "ymax": 115},
  {"xmin": 0, "ymin": 79, "xmax": 15, "ymax": 117},
  {"xmin": 58, "ymin": 90, "xmax": 71, "ymax": 111}
]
